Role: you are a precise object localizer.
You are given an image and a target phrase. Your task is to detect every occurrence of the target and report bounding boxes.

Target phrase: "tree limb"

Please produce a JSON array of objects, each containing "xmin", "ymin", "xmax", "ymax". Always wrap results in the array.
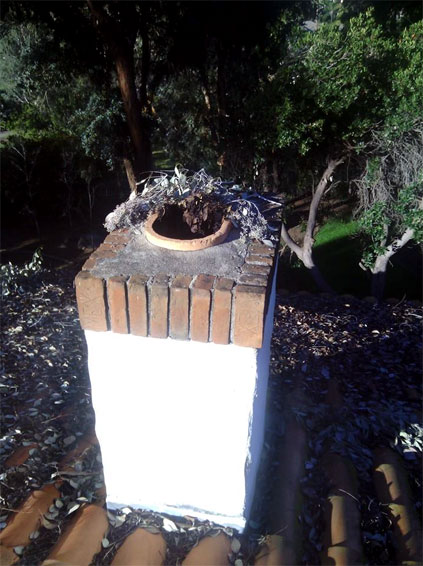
[
  {"xmin": 281, "ymin": 223, "xmax": 303, "ymax": 260},
  {"xmin": 304, "ymin": 157, "xmax": 344, "ymax": 246},
  {"xmin": 279, "ymin": 156, "xmax": 344, "ymax": 293}
]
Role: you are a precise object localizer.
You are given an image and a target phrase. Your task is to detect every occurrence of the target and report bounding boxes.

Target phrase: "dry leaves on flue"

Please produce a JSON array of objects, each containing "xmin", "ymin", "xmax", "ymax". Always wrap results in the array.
[{"xmin": 1, "ymin": 265, "xmax": 422, "ymax": 565}]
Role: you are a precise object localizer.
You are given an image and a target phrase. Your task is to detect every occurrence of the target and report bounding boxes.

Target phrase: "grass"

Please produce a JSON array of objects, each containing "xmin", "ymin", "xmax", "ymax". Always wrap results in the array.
[
  {"xmin": 278, "ymin": 216, "xmax": 422, "ymax": 299},
  {"xmin": 314, "ymin": 218, "xmax": 358, "ymax": 247}
]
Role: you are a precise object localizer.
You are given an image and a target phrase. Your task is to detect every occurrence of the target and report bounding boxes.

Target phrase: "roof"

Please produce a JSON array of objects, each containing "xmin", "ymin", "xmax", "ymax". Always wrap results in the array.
[{"xmin": 1, "ymin": 267, "xmax": 421, "ymax": 565}]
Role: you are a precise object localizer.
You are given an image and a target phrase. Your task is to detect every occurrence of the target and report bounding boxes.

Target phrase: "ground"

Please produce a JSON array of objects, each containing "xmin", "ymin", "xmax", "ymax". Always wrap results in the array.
[{"xmin": 1, "ymin": 261, "xmax": 422, "ymax": 565}]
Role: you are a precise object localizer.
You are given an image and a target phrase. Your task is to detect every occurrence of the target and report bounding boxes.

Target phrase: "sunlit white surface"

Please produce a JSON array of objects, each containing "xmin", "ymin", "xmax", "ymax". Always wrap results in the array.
[{"xmin": 85, "ymin": 267, "xmax": 277, "ymax": 531}]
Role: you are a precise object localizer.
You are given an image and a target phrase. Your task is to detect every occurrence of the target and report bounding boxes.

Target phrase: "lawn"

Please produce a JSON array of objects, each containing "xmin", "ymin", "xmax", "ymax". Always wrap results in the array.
[{"xmin": 278, "ymin": 217, "xmax": 422, "ymax": 299}]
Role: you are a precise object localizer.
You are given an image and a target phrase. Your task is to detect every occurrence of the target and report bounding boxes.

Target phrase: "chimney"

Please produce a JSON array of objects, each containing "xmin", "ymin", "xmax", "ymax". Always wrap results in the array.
[{"xmin": 75, "ymin": 210, "xmax": 279, "ymax": 530}]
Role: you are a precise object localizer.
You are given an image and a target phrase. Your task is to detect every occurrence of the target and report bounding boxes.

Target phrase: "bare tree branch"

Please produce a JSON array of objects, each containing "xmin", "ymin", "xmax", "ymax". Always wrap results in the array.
[{"xmin": 280, "ymin": 157, "xmax": 344, "ymax": 292}]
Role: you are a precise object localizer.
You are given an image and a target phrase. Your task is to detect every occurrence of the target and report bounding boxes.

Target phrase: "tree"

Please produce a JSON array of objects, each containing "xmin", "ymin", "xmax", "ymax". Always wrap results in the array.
[
  {"xmin": 151, "ymin": 1, "xmax": 285, "ymax": 179},
  {"xmin": 280, "ymin": 157, "xmax": 344, "ymax": 292},
  {"xmin": 353, "ymin": 18, "xmax": 423, "ymax": 299},
  {"xmin": 355, "ymin": 122, "xmax": 423, "ymax": 300},
  {"xmin": 260, "ymin": 5, "xmax": 421, "ymax": 291},
  {"xmin": 86, "ymin": 1, "xmax": 153, "ymax": 187},
  {"xmin": 1, "ymin": 1, "xmax": 155, "ymax": 193},
  {"xmin": 0, "ymin": 17, "xmax": 126, "ymax": 227}
]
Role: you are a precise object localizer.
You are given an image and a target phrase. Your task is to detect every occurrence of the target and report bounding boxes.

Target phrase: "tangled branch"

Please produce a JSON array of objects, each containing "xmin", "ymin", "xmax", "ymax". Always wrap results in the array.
[
  {"xmin": 105, "ymin": 166, "xmax": 281, "ymax": 241},
  {"xmin": 354, "ymin": 120, "xmax": 423, "ymax": 216}
]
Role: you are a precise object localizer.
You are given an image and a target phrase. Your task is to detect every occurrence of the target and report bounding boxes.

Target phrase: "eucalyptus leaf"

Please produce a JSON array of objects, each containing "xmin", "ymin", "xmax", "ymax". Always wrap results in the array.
[
  {"xmin": 231, "ymin": 538, "xmax": 241, "ymax": 553},
  {"xmin": 41, "ymin": 517, "xmax": 56, "ymax": 530},
  {"xmin": 67, "ymin": 503, "xmax": 80, "ymax": 515},
  {"xmin": 145, "ymin": 526, "xmax": 161, "ymax": 535},
  {"xmin": 162, "ymin": 518, "xmax": 178, "ymax": 532}
]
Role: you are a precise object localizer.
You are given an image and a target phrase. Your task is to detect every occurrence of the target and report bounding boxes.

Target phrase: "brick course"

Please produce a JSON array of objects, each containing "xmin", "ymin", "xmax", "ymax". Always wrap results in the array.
[
  {"xmin": 149, "ymin": 274, "xmax": 169, "ymax": 339},
  {"xmin": 170, "ymin": 275, "xmax": 192, "ymax": 340},
  {"xmin": 127, "ymin": 275, "xmax": 149, "ymax": 337},
  {"xmin": 211, "ymin": 278, "xmax": 234, "ymax": 345},
  {"xmin": 250, "ymin": 242, "xmax": 275, "ymax": 256},
  {"xmin": 245, "ymin": 254, "xmax": 273, "ymax": 266},
  {"xmin": 239, "ymin": 273, "xmax": 268, "ymax": 286},
  {"xmin": 233, "ymin": 285, "xmax": 266, "ymax": 348},
  {"xmin": 76, "ymin": 230, "xmax": 278, "ymax": 348},
  {"xmin": 191, "ymin": 274, "xmax": 215, "ymax": 343},
  {"xmin": 107, "ymin": 276, "xmax": 129, "ymax": 334},
  {"xmin": 75, "ymin": 272, "xmax": 108, "ymax": 332},
  {"xmin": 242, "ymin": 263, "xmax": 271, "ymax": 276}
]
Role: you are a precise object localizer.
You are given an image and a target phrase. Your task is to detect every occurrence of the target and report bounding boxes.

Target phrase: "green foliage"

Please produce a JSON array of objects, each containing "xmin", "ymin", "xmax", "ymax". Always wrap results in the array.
[
  {"xmin": 385, "ymin": 20, "xmax": 423, "ymax": 136},
  {"xmin": 249, "ymin": 4, "xmax": 422, "ymax": 179},
  {"xmin": 1, "ymin": 247, "xmax": 43, "ymax": 297},
  {"xmin": 397, "ymin": 182, "xmax": 423, "ymax": 242},
  {"xmin": 154, "ymin": 72, "xmax": 217, "ymax": 173},
  {"xmin": 0, "ymin": 19, "xmax": 126, "ymax": 165},
  {"xmin": 264, "ymin": 9, "xmax": 396, "ymax": 155},
  {"xmin": 0, "ymin": 17, "xmax": 130, "ymax": 224},
  {"xmin": 356, "ymin": 122, "xmax": 423, "ymax": 269},
  {"xmin": 357, "ymin": 202, "xmax": 389, "ymax": 268}
]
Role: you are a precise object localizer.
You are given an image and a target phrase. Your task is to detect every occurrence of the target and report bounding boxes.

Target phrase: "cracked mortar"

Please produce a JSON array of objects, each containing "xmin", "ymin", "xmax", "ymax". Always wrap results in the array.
[{"xmin": 91, "ymin": 229, "xmax": 249, "ymax": 280}]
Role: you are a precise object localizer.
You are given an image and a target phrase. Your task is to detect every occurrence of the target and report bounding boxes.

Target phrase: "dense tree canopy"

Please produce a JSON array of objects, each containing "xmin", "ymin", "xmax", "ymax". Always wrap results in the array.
[{"xmin": 1, "ymin": 0, "xmax": 421, "ymax": 296}]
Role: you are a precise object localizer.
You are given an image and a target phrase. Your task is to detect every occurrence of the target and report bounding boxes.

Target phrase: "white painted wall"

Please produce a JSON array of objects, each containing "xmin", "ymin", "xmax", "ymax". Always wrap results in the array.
[{"xmin": 85, "ymin": 267, "xmax": 277, "ymax": 531}]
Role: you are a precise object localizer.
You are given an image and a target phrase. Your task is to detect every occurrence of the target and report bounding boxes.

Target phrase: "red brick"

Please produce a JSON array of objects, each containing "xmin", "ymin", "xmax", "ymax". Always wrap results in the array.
[
  {"xmin": 127, "ymin": 275, "xmax": 149, "ymax": 336},
  {"xmin": 96, "ymin": 243, "xmax": 116, "ymax": 253},
  {"xmin": 107, "ymin": 276, "xmax": 129, "ymax": 334},
  {"xmin": 211, "ymin": 278, "xmax": 234, "ymax": 345},
  {"xmin": 149, "ymin": 274, "xmax": 169, "ymax": 338},
  {"xmin": 242, "ymin": 263, "xmax": 271, "ymax": 276},
  {"xmin": 99, "ymin": 242, "xmax": 126, "ymax": 253},
  {"xmin": 82, "ymin": 256, "xmax": 97, "ymax": 271},
  {"xmin": 245, "ymin": 254, "xmax": 273, "ymax": 266},
  {"xmin": 233, "ymin": 284, "xmax": 266, "ymax": 348},
  {"xmin": 91, "ymin": 249, "xmax": 116, "ymax": 260},
  {"xmin": 170, "ymin": 275, "xmax": 192, "ymax": 340},
  {"xmin": 239, "ymin": 273, "xmax": 267, "ymax": 286},
  {"xmin": 191, "ymin": 274, "xmax": 215, "ymax": 343},
  {"xmin": 250, "ymin": 242, "xmax": 275, "ymax": 256},
  {"xmin": 104, "ymin": 228, "xmax": 131, "ymax": 245},
  {"xmin": 104, "ymin": 235, "xmax": 124, "ymax": 246},
  {"xmin": 75, "ymin": 272, "xmax": 108, "ymax": 332},
  {"xmin": 115, "ymin": 229, "xmax": 131, "ymax": 245}
]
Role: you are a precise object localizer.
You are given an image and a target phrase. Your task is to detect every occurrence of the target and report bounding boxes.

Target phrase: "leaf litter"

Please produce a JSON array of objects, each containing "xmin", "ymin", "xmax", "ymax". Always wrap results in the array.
[{"xmin": 1, "ymin": 261, "xmax": 421, "ymax": 565}]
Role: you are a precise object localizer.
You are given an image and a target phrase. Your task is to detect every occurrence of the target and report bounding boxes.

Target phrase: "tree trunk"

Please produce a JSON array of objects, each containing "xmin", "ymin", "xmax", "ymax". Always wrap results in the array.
[
  {"xmin": 114, "ymin": 52, "xmax": 153, "ymax": 175},
  {"xmin": 272, "ymin": 157, "xmax": 279, "ymax": 191},
  {"xmin": 199, "ymin": 69, "xmax": 219, "ymax": 149},
  {"xmin": 369, "ymin": 225, "xmax": 417, "ymax": 300},
  {"xmin": 139, "ymin": 12, "xmax": 150, "ymax": 114},
  {"xmin": 216, "ymin": 42, "xmax": 227, "ymax": 121},
  {"xmin": 371, "ymin": 263, "xmax": 388, "ymax": 301},
  {"xmin": 123, "ymin": 157, "xmax": 137, "ymax": 193},
  {"xmin": 87, "ymin": 1, "xmax": 153, "ymax": 182},
  {"xmin": 302, "ymin": 247, "xmax": 335, "ymax": 293},
  {"xmin": 280, "ymin": 157, "xmax": 344, "ymax": 293}
]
